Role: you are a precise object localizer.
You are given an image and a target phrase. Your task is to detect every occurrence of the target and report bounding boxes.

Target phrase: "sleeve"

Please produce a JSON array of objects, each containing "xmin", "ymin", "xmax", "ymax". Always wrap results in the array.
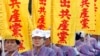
[
  {"xmin": 21, "ymin": 51, "xmax": 31, "ymax": 56},
  {"xmin": 88, "ymin": 46, "xmax": 95, "ymax": 53},
  {"xmin": 80, "ymin": 45, "xmax": 94, "ymax": 56},
  {"xmin": 93, "ymin": 39, "xmax": 100, "ymax": 50},
  {"xmin": 56, "ymin": 47, "xmax": 64, "ymax": 56},
  {"xmin": 67, "ymin": 47, "xmax": 77, "ymax": 56},
  {"xmin": 49, "ymin": 49, "xmax": 56, "ymax": 56}
]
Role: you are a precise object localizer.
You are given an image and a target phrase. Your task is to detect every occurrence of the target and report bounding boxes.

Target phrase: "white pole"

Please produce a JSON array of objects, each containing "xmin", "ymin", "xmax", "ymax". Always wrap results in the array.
[{"xmin": 1, "ymin": 39, "xmax": 5, "ymax": 56}]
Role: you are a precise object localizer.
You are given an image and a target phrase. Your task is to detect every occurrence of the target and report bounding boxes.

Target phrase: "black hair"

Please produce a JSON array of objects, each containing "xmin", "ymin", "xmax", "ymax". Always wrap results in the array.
[
  {"xmin": 5, "ymin": 39, "xmax": 20, "ymax": 45},
  {"xmin": 75, "ymin": 32, "xmax": 81, "ymax": 40},
  {"xmin": 42, "ymin": 37, "xmax": 46, "ymax": 40},
  {"xmin": 15, "ymin": 40, "xmax": 20, "ymax": 45}
]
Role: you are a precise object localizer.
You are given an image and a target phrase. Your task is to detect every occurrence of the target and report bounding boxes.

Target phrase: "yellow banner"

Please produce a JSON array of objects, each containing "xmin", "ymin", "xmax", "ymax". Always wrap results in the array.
[
  {"xmin": 52, "ymin": 0, "xmax": 76, "ymax": 46},
  {"xmin": 0, "ymin": 0, "xmax": 11, "ymax": 38},
  {"xmin": 4, "ymin": 0, "xmax": 33, "ymax": 52},
  {"xmin": 75, "ymin": 0, "xmax": 95, "ymax": 34},
  {"xmin": 32, "ymin": 0, "xmax": 52, "ymax": 30},
  {"xmin": 95, "ymin": 0, "xmax": 100, "ymax": 35}
]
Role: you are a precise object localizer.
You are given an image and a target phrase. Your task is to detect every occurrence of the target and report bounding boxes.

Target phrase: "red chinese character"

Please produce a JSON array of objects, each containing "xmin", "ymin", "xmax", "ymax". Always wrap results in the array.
[
  {"xmin": 80, "ymin": 0, "xmax": 90, "ymax": 7},
  {"xmin": 38, "ymin": 6, "xmax": 46, "ymax": 15},
  {"xmin": 9, "ymin": 9, "xmax": 21, "ymax": 22},
  {"xmin": 60, "ymin": 0, "xmax": 70, "ymax": 8},
  {"xmin": 9, "ymin": 0, "xmax": 21, "ymax": 8},
  {"xmin": 10, "ymin": 23, "xmax": 22, "ymax": 37},
  {"xmin": 39, "ymin": 0, "xmax": 46, "ymax": 5},
  {"xmin": 80, "ymin": 8, "xmax": 89, "ymax": 18},
  {"xmin": 57, "ymin": 30, "xmax": 68, "ymax": 43},
  {"xmin": 59, "ymin": 9, "xmax": 71, "ymax": 19},
  {"xmin": 19, "ymin": 40, "xmax": 25, "ymax": 50},
  {"xmin": 80, "ymin": 18, "xmax": 89, "ymax": 29},
  {"xmin": 58, "ymin": 19, "xmax": 69, "ymax": 30},
  {"xmin": 37, "ymin": 24, "xmax": 45, "ymax": 30},
  {"xmin": 37, "ymin": 15, "xmax": 45, "ymax": 24},
  {"xmin": 37, "ymin": 15, "xmax": 45, "ymax": 29}
]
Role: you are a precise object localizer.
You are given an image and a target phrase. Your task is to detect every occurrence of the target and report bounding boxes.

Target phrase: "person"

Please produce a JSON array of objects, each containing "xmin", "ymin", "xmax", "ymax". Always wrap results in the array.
[
  {"xmin": 44, "ymin": 30, "xmax": 63, "ymax": 56},
  {"xmin": 21, "ymin": 29, "xmax": 56, "ymax": 56},
  {"xmin": 75, "ymin": 31, "xmax": 95, "ymax": 56},
  {"xmin": 56, "ymin": 43, "xmax": 77, "ymax": 56},
  {"xmin": 88, "ymin": 34, "xmax": 100, "ymax": 56},
  {"xmin": 4, "ymin": 38, "xmax": 22, "ymax": 56}
]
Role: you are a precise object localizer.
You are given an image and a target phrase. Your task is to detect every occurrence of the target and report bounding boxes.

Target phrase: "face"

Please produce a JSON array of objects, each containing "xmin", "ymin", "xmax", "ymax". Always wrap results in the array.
[
  {"xmin": 45, "ymin": 38, "xmax": 51, "ymax": 46},
  {"xmin": 84, "ymin": 34, "xmax": 90, "ymax": 41},
  {"xmin": 32, "ymin": 36, "xmax": 45, "ymax": 47},
  {"xmin": 80, "ymin": 37, "xmax": 84, "ymax": 42},
  {"xmin": 4, "ymin": 39, "xmax": 19, "ymax": 52}
]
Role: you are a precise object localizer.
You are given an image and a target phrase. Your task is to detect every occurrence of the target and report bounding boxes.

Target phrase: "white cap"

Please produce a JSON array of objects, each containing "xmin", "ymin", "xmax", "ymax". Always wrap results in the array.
[
  {"xmin": 44, "ymin": 30, "xmax": 51, "ymax": 38},
  {"xmin": 32, "ymin": 29, "xmax": 45, "ymax": 38}
]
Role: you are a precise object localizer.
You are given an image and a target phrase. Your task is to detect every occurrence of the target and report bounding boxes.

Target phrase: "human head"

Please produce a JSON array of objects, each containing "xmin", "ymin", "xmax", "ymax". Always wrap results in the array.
[
  {"xmin": 75, "ymin": 31, "xmax": 85, "ymax": 41},
  {"xmin": 4, "ymin": 39, "xmax": 20, "ymax": 52},
  {"xmin": 44, "ymin": 30, "xmax": 51, "ymax": 46},
  {"xmin": 32, "ymin": 29, "xmax": 45, "ymax": 47}
]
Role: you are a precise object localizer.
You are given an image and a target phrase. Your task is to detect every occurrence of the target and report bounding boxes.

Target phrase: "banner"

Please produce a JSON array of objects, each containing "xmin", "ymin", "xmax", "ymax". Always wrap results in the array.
[
  {"xmin": 0, "ymin": 0, "xmax": 11, "ymax": 38},
  {"xmin": 4, "ymin": 0, "xmax": 33, "ymax": 52},
  {"xmin": 95, "ymin": 0, "xmax": 100, "ymax": 35},
  {"xmin": 32, "ymin": 0, "xmax": 52, "ymax": 30},
  {"xmin": 75, "ymin": 0, "xmax": 95, "ymax": 34},
  {"xmin": 52, "ymin": 0, "xmax": 76, "ymax": 46}
]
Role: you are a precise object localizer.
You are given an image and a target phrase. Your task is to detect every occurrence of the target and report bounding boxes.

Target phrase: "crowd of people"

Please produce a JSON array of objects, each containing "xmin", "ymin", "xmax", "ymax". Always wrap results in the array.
[{"xmin": 0, "ymin": 29, "xmax": 100, "ymax": 56}]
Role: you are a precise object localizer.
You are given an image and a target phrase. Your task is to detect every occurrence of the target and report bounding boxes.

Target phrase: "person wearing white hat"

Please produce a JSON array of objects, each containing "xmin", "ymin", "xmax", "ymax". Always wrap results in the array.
[
  {"xmin": 44, "ymin": 30, "xmax": 64, "ymax": 56},
  {"xmin": 21, "ymin": 29, "xmax": 56, "ymax": 56}
]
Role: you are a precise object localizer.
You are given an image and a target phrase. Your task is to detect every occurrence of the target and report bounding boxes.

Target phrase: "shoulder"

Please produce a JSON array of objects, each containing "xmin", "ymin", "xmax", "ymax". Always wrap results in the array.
[
  {"xmin": 21, "ymin": 50, "xmax": 32, "ymax": 56},
  {"xmin": 53, "ymin": 45, "xmax": 61, "ymax": 50},
  {"xmin": 45, "ymin": 47, "xmax": 54, "ymax": 52}
]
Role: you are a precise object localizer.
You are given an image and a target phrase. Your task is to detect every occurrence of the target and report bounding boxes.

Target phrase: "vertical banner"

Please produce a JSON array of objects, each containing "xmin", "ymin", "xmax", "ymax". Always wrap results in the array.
[
  {"xmin": 32, "ymin": 0, "xmax": 52, "ymax": 30},
  {"xmin": 0, "ymin": 0, "xmax": 11, "ymax": 38},
  {"xmin": 4, "ymin": 0, "xmax": 33, "ymax": 52},
  {"xmin": 75, "ymin": 0, "xmax": 95, "ymax": 34},
  {"xmin": 95, "ymin": 0, "xmax": 100, "ymax": 35},
  {"xmin": 52, "ymin": 0, "xmax": 76, "ymax": 46}
]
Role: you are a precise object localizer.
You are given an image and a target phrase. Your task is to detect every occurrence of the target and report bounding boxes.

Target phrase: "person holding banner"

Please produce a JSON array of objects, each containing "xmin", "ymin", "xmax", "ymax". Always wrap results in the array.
[
  {"xmin": 44, "ymin": 30, "xmax": 64, "ymax": 56},
  {"xmin": 21, "ymin": 29, "xmax": 56, "ymax": 56},
  {"xmin": 4, "ymin": 38, "xmax": 23, "ymax": 56}
]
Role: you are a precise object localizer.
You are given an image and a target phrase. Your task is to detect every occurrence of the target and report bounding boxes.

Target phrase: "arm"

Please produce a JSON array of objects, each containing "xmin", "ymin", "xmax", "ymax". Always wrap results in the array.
[{"xmin": 80, "ymin": 45, "xmax": 94, "ymax": 56}]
